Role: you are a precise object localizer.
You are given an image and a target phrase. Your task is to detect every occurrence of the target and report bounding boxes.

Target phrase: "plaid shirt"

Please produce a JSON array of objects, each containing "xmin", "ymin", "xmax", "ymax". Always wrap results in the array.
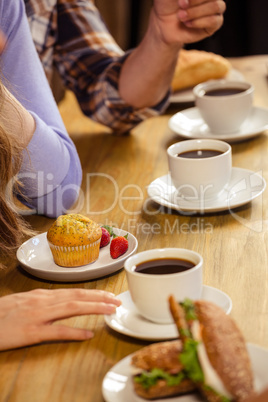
[{"xmin": 24, "ymin": 0, "xmax": 169, "ymax": 133}]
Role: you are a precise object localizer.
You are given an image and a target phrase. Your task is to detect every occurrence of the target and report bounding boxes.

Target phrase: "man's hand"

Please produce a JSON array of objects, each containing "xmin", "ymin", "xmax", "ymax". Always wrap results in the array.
[
  {"xmin": 119, "ymin": 0, "xmax": 226, "ymax": 109},
  {"xmin": 152, "ymin": 0, "xmax": 226, "ymax": 45}
]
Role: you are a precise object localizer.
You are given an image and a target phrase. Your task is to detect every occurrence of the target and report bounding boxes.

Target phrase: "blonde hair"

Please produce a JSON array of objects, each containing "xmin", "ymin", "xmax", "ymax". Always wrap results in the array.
[{"xmin": 0, "ymin": 80, "xmax": 34, "ymax": 258}]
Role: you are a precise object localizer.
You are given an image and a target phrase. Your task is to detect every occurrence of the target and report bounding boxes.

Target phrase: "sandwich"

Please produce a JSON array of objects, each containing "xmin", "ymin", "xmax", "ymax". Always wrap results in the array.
[
  {"xmin": 131, "ymin": 340, "xmax": 196, "ymax": 399},
  {"xmin": 169, "ymin": 296, "xmax": 255, "ymax": 402},
  {"xmin": 171, "ymin": 49, "xmax": 231, "ymax": 92},
  {"xmin": 131, "ymin": 297, "xmax": 255, "ymax": 401}
]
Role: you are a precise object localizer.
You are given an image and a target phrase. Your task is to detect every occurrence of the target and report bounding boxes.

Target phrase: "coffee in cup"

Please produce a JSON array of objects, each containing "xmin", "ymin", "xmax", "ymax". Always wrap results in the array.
[
  {"xmin": 167, "ymin": 139, "xmax": 232, "ymax": 200},
  {"xmin": 193, "ymin": 79, "xmax": 254, "ymax": 134},
  {"xmin": 124, "ymin": 248, "xmax": 203, "ymax": 324}
]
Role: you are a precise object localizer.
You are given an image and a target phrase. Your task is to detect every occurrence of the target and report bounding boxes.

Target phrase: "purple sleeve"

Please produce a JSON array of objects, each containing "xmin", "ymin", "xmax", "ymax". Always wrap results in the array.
[{"xmin": 0, "ymin": 0, "xmax": 82, "ymax": 217}]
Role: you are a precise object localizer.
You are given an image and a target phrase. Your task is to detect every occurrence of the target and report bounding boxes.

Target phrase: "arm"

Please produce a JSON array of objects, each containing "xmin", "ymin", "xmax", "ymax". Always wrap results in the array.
[
  {"xmin": 0, "ymin": 32, "xmax": 35, "ymax": 148},
  {"xmin": 119, "ymin": 0, "xmax": 226, "ymax": 108},
  {"xmin": 1, "ymin": 0, "xmax": 82, "ymax": 217},
  {"xmin": 49, "ymin": 0, "xmax": 224, "ymax": 132},
  {"xmin": 0, "ymin": 289, "xmax": 121, "ymax": 351}
]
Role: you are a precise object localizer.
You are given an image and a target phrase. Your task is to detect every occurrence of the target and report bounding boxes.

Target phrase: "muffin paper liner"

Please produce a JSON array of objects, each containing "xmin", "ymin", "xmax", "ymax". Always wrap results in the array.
[{"xmin": 48, "ymin": 239, "xmax": 101, "ymax": 267}]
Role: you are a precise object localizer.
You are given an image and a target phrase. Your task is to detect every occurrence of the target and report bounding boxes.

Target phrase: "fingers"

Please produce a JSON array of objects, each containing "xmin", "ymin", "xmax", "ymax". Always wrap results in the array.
[
  {"xmin": 50, "ymin": 288, "xmax": 122, "ymax": 307},
  {"xmin": 178, "ymin": 0, "xmax": 226, "ymax": 31},
  {"xmin": 22, "ymin": 289, "xmax": 121, "ymax": 323},
  {"xmin": 43, "ymin": 300, "xmax": 119, "ymax": 322},
  {"xmin": 21, "ymin": 288, "xmax": 121, "ymax": 308},
  {"xmin": 36, "ymin": 324, "xmax": 95, "ymax": 343}
]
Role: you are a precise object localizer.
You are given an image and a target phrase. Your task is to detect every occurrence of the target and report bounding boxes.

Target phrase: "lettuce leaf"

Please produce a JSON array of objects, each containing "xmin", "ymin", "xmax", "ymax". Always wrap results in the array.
[
  {"xmin": 179, "ymin": 338, "xmax": 204, "ymax": 383},
  {"xmin": 134, "ymin": 368, "xmax": 185, "ymax": 390},
  {"xmin": 180, "ymin": 298, "xmax": 197, "ymax": 321},
  {"xmin": 203, "ymin": 385, "xmax": 232, "ymax": 402}
]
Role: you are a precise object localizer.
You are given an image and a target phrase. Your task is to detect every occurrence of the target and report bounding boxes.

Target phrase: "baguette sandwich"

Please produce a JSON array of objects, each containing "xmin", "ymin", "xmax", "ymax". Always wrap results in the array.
[
  {"xmin": 131, "ymin": 340, "xmax": 196, "ymax": 399},
  {"xmin": 171, "ymin": 49, "xmax": 231, "ymax": 92},
  {"xmin": 169, "ymin": 296, "xmax": 255, "ymax": 402}
]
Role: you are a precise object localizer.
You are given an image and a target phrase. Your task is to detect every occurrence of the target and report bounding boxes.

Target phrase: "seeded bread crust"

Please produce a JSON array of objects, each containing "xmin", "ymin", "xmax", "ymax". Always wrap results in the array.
[
  {"xmin": 132, "ymin": 340, "xmax": 184, "ymax": 372},
  {"xmin": 133, "ymin": 378, "xmax": 195, "ymax": 400},
  {"xmin": 171, "ymin": 49, "xmax": 231, "ymax": 92},
  {"xmin": 169, "ymin": 295, "xmax": 188, "ymax": 341},
  {"xmin": 195, "ymin": 300, "xmax": 255, "ymax": 401}
]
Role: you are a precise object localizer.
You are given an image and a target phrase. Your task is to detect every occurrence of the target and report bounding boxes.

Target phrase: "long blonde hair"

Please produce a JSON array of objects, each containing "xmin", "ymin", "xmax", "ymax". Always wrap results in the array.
[{"xmin": 0, "ymin": 80, "xmax": 34, "ymax": 258}]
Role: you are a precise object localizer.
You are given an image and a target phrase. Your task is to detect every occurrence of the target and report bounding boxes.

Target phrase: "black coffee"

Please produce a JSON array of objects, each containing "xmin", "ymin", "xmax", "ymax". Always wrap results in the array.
[
  {"xmin": 177, "ymin": 149, "xmax": 223, "ymax": 159},
  {"xmin": 204, "ymin": 87, "xmax": 245, "ymax": 96},
  {"xmin": 134, "ymin": 258, "xmax": 195, "ymax": 275}
]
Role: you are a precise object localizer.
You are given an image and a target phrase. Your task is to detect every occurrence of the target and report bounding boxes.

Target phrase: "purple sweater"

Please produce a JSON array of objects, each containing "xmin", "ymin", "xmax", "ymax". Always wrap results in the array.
[{"xmin": 1, "ymin": 0, "xmax": 82, "ymax": 217}]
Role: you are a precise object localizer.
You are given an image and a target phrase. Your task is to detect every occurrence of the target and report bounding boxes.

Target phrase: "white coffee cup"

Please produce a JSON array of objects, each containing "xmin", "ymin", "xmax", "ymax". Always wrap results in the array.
[
  {"xmin": 193, "ymin": 79, "xmax": 254, "ymax": 134},
  {"xmin": 167, "ymin": 139, "xmax": 232, "ymax": 200},
  {"xmin": 124, "ymin": 248, "xmax": 203, "ymax": 324}
]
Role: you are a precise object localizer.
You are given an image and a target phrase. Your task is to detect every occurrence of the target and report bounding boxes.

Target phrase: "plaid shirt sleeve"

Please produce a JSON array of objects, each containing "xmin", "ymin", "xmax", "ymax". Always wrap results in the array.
[{"xmin": 25, "ymin": 0, "xmax": 170, "ymax": 133}]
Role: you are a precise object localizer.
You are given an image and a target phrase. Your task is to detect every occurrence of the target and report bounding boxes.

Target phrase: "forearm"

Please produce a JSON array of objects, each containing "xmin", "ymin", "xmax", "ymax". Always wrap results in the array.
[
  {"xmin": 119, "ymin": 0, "xmax": 225, "ymax": 109},
  {"xmin": 119, "ymin": 10, "xmax": 182, "ymax": 108}
]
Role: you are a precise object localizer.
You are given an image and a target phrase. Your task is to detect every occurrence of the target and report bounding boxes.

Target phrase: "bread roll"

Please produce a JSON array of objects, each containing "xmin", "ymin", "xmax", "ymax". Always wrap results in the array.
[
  {"xmin": 171, "ymin": 49, "xmax": 231, "ymax": 92},
  {"xmin": 195, "ymin": 300, "xmax": 255, "ymax": 402}
]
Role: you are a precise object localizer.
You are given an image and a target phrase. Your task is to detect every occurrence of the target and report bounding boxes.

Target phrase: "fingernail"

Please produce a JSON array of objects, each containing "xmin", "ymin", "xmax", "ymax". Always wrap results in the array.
[
  {"xmin": 85, "ymin": 331, "xmax": 94, "ymax": 339},
  {"xmin": 184, "ymin": 20, "xmax": 193, "ymax": 27},
  {"xmin": 179, "ymin": 0, "xmax": 189, "ymax": 9},
  {"xmin": 107, "ymin": 304, "xmax": 117, "ymax": 313},
  {"xmin": 178, "ymin": 10, "xmax": 188, "ymax": 21}
]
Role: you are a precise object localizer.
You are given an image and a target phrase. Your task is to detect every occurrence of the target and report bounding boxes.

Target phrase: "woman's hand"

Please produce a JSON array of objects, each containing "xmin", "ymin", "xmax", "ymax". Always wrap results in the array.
[
  {"xmin": 0, "ymin": 288, "xmax": 121, "ymax": 351},
  {"xmin": 152, "ymin": 0, "xmax": 226, "ymax": 46}
]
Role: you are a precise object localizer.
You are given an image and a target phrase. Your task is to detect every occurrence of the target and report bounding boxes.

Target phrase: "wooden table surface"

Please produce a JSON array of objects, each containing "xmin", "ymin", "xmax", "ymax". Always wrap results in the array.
[{"xmin": 1, "ymin": 55, "xmax": 268, "ymax": 401}]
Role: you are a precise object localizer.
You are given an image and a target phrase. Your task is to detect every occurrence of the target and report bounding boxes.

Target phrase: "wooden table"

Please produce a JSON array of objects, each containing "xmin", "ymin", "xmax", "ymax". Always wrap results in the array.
[{"xmin": 1, "ymin": 55, "xmax": 268, "ymax": 401}]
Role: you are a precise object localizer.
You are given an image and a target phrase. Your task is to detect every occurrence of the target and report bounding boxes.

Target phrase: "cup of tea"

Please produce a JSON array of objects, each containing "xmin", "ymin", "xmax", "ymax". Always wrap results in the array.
[
  {"xmin": 193, "ymin": 79, "xmax": 254, "ymax": 134},
  {"xmin": 124, "ymin": 248, "xmax": 203, "ymax": 324},
  {"xmin": 167, "ymin": 139, "xmax": 232, "ymax": 200}
]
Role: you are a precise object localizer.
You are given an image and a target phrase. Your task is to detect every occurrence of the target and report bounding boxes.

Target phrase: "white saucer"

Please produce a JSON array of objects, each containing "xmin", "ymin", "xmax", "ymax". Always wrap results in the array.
[
  {"xmin": 169, "ymin": 68, "xmax": 244, "ymax": 103},
  {"xmin": 16, "ymin": 229, "xmax": 138, "ymax": 282},
  {"xmin": 104, "ymin": 286, "xmax": 232, "ymax": 341},
  {"xmin": 168, "ymin": 106, "xmax": 268, "ymax": 143},
  {"xmin": 147, "ymin": 168, "xmax": 266, "ymax": 214},
  {"xmin": 102, "ymin": 343, "xmax": 268, "ymax": 402}
]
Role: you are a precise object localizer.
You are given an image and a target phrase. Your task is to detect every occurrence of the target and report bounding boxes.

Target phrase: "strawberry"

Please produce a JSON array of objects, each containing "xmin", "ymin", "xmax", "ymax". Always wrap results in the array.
[
  {"xmin": 102, "ymin": 225, "xmax": 115, "ymax": 237},
  {"xmin": 110, "ymin": 235, "xmax": 128, "ymax": 259},
  {"xmin": 100, "ymin": 227, "xmax": 110, "ymax": 248}
]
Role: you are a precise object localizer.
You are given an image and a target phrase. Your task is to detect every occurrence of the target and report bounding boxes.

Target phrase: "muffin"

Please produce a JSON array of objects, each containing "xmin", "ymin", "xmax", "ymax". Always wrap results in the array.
[{"xmin": 47, "ymin": 214, "xmax": 102, "ymax": 267}]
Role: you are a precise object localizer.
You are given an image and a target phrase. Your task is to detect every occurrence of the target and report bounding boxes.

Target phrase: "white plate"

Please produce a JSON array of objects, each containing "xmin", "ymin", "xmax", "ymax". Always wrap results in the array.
[
  {"xmin": 104, "ymin": 286, "xmax": 232, "ymax": 341},
  {"xmin": 17, "ymin": 229, "xmax": 138, "ymax": 282},
  {"xmin": 169, "ymin": 68, "xmax": 244, "ymax": 103},
  {"xmin": 102, "ymin": 343, "xmax": 268, "ymax": 402},
  {"xmin": 147, "ymin": 168, "xmax": 266, "ymax": 214},
  {"xmin": 168, "ymin": 106, "xmax": 268, "ymax": 143}
]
